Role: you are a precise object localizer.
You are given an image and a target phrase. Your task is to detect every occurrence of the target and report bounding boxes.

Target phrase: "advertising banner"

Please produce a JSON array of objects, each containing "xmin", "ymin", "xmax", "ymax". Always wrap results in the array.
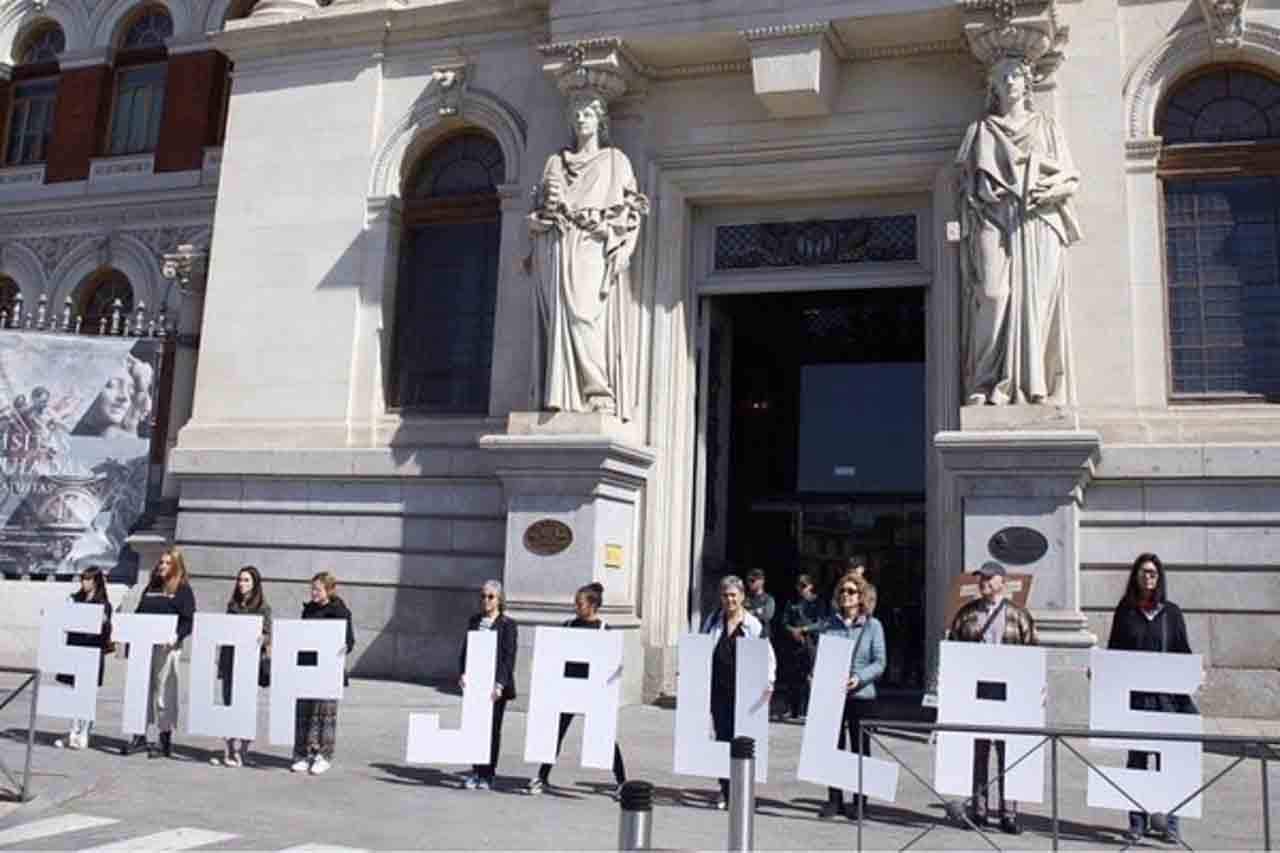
[{"xmin": 0, "ymin": 334, "xmax": 159, "ymax": 580}]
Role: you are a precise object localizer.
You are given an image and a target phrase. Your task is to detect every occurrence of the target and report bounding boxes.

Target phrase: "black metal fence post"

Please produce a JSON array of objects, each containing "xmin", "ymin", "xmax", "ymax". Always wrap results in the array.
[{"xmin": 1263, "ymin": 755, "xmax": 1272, "ymax": 851}]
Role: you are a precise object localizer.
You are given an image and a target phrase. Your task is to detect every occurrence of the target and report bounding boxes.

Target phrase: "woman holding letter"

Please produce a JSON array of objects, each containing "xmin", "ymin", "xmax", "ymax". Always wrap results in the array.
[
  {"xmin": 526, "ymin": 582, "xmax": 627, "ymax": 798},
  {"xmin": 213, "ymin": 565, "xmax": 272, "ymax": 768},
  {"xmin": 815, "ymin": 573, "xmax": 886, "ymax": 820},
  {"xmin": 127, "ymin": 548, "xmax": 197, "ymax": 759},
  {"xmin": 1107, "ymin": 552, "xmax": 1193, "ymax": 846},
  {"xmin": 291, "ymin": 571, "xmax": 355, "ymax": 776},
  {"xmin": 459, "ymin": 579, "xmax": 517, "ymax": 791},
  {"xmin": 54, "ymin": 566, "xmax": 113, "ymax": 751},
  {"xmin": 700, "ymin": 574, "xmax": 775, "ymax": 811}
]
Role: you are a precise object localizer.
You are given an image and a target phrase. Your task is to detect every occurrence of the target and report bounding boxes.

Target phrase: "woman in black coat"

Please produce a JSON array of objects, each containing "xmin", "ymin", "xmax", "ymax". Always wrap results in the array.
[
  {"xmin": 459, "ymin": 579, "xmax": 517, "ymax": 791},
  {"xmin": 54, "ymin": 566, "xmax": 113, "ymax": 750},
  {"xmin": 1107, "ymin": 552, "xmax": 1193, "ymax": 845}
]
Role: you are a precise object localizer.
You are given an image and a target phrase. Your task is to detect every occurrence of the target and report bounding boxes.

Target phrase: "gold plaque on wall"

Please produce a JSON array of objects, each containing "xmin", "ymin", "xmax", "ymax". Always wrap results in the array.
[
  {"xmin": 523, "ymin": 519, "xmax": 573, "ymax": 556},
  {"xmin": 604, "ymin": 543, "xmax": 623, "ymax": 569}
]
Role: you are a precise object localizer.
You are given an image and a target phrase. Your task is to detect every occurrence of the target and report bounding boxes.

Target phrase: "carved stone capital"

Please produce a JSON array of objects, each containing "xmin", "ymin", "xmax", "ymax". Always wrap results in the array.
[
  {"xmin": 539, "ymin": 38, "xmax": 646, "ymax": 104},
  {"xmin": 430, "ymin": 61, "xmax": 469, "ymax": 117},
  {"xmin": 161, "ymin": 243, "xmax": 209, "ymax": 295},
  {"xmin": 959, "ymin": 0, "xmax": 1068, "ymax": 81},
  {"xmin": 1198, "ymin": 0, "xmax": 1248, "ymax": 50}
]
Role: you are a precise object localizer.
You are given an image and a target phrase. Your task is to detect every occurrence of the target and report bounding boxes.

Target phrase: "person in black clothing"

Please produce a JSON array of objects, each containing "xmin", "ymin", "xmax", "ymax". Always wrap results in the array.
[
  {"xmin": 780, "ymin": 573, "xmax": 826, "ymax": 721},
  {"xmin": 54, "ymin": 566, "xmax": 113, "ymax": 751},
  {"xmin": 459, "ymin": 579, "xmax": 518, "ymax": 791},
  {"xmin": 212, "ymin": 565, "xmax": 272, "ymax": 768},
  {"xmin": 1106, "ymin": 552, "xmax": 1194, "ymax": 846},
  {"xmin": 291, "ymin": 571, "xmax": 355, "ymax": 776},
  {"xmin": 127, "ymin": 548, "xmax": 197, "ymax": 759},
  {"xmin": 525, "ymin": 582, "xmax": 627, "ymax": 798}
]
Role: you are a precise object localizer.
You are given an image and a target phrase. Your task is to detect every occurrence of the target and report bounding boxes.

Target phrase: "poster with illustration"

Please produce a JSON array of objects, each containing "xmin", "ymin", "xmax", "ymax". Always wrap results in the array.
[{"xmin": 0, "ymin": 334, "xmax": 160, "ymax": 580}]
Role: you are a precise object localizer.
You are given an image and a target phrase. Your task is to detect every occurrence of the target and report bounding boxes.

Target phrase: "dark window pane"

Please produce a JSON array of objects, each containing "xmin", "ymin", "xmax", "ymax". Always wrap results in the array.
[
  {"xmin": 1163, "ymin": 176, "xmax": 1280, "ymax": 396},
  {"xmin": 1159, "ymin": 69, "xmax": 1280, "ymax": 143},
  {"xmin": 406, "ymin": 133, "xmax": 504, "ymax": 198}
]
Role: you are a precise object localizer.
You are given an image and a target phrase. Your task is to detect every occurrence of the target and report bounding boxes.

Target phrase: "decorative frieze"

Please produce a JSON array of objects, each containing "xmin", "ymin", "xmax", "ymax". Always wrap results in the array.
[{"xmin": 88, "ymin": 153, "xmax": 156, "ymax": 184}]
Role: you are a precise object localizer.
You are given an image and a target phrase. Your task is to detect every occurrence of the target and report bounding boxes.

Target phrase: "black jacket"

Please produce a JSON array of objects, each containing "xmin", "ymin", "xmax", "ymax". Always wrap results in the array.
[
  {"xmin": 460, "ymin": 612, "xmax": 518, "ymax": 700},
  {"xmin": 135, "ymin": 584, "xmax": 197, "ymax": 650},
  {"xmin": 67, "ymin": 592, "xmax": 112, "ymax": 650},
  {"xmin": 301, "ymin": 597, "xmax": 355, "ymax": 652},
  {"xmin": 1106, "ymin": 601, "xmax": 1194, "ymax": 712},
  {"xmin": 218, "ymin": 599, "xmax": 272, "ymax": 680}
]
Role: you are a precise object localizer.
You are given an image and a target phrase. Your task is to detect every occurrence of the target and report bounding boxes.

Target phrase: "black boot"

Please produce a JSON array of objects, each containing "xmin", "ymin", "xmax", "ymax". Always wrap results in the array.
[
  {"xmin": 160, "ymin": 731, "xmax": 172, "ymax": 758},
  {"xmin": 123, "ymin": 735, "xmax": 146, "ymax": 756}
]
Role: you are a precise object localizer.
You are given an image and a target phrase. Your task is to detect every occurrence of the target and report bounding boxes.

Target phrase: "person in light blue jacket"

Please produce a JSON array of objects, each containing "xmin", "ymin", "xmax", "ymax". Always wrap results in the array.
[{"xmin": 814, "ymin": 572, "xmax": 886, "ymax": 819}]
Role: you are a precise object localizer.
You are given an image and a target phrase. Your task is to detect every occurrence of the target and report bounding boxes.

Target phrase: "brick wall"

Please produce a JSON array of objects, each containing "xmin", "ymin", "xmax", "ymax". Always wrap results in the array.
[
  {"xmin": 156, "ymin": 51, "xmax": 228, "ymax": 173},
  {"xmin": 45, "ymin": 65, "xmax": 112, "ymax": 182}
]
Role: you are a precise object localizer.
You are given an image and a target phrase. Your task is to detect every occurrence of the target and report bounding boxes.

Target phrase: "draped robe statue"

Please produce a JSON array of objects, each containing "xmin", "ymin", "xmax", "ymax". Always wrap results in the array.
[
  {"xmin": 529, "ymin": 93, "xmax": 649, "ymax": 421},
  {"xmin": 957, "ymin": 58, "xmax": 1082, "ymax": 406}
]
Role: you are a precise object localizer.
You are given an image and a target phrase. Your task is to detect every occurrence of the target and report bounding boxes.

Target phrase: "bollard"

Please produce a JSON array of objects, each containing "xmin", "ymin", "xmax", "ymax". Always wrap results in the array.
[
  {"xmin": 728, "ymin": 736, "xmax": 755, "ymax": 852},
  {"xmin": 617, "ymin": 780, "xmax": 654, "ymax": 851}
]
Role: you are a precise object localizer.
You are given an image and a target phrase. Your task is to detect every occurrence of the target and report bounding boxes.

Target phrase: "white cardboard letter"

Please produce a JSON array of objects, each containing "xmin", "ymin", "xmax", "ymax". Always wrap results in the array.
[
  {"xmin": 672, "ymin": 634, "xmax": 770, "ymax": 783},
  {"xmin": 36, "ymin": 602, "xmax": 104, "ymax": 721},
  {"xmin": 1087, "ymin": 649, "xmax": 1203, "ymax": 818},
  {"xmin": 934, "ymin": 641, "xmax": 1046, "ymax": 803},
  {"xmin": 187, "ymin": 613, "xmax": 262, "ymax": 740},
  {"xmin": 112, "ymin": 613, "xmax": 178, "ymax": 735},
  {"xmin": 269, "ymin": 619, "xmax": 346, "ymax": 745},
  {"xmin": 524, "ymin": 626, "xmax": 623, "ymax": 768},
  {"xmin": 406, "ymin": 630, "xmax": 496, "ymax": 765},
  {"xmin": 796, "ymin": 634, "xmax": 899, "ymax": 802}
]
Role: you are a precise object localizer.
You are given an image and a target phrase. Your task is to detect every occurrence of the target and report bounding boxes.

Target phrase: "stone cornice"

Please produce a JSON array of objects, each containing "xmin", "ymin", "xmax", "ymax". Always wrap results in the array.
[{"xmin": 0, "ymin": 195, "xmax": 215, "ymax": 237}]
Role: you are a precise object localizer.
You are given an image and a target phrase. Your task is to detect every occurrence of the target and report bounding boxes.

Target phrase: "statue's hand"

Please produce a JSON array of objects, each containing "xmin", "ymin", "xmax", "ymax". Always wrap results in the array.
[
  {"xmin": 1028, "ymin": 176, "xmax": 1076, "ymax": 208},
  {"xmin": 528, "ymin": 213, "xmax": 554, "ymax": 233}
]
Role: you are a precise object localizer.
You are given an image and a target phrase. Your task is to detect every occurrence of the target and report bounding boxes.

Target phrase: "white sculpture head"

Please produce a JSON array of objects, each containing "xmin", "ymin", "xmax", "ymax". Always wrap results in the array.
[
  {"xmin": 566, "ymin": 91, "xmax": 610, "ymax": 147},
  {"xmin": 986, "ymin": 56, "xmax": 1034, "ymax": 116}
]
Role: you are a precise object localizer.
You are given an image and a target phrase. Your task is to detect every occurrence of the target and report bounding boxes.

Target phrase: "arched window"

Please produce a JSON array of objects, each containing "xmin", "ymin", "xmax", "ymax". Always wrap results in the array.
[
  {"xmin": 388, "ymin": 131, "xmax": 504, "ymax": 413},
  {"xmin": 107, "ymin": 7, "xmax": 172, "ymax": 156},
  {"xmin": 4, "ymin": 22, "xmax": 63, "ymax": 166},
  {"xmin": 1158, "ymin": 67, "xmax": 1280, "ymax": 399},
  {"xmin": 78, "ymin": 269, "xmax": 134, "ymax": 333}
]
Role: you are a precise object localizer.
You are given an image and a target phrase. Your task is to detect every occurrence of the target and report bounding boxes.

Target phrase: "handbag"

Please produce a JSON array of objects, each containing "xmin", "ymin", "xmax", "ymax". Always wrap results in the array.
[{"xmin": 258, "ymin": 651, "xmax": 272, "ymax": 688}]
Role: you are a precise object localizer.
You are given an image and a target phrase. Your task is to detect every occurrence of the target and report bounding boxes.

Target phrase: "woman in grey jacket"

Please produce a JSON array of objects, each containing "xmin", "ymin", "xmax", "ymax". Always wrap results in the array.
[{"xmin": 815, "ymin": 572, "xmax": 886, "ymax": 819}]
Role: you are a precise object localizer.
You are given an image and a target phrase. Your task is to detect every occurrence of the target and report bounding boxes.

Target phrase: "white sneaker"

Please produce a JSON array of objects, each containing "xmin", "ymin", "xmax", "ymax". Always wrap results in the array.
[
  {"xmin": 76, "ymin": 732, "xmax": 90, "ymax": 750},
  {"xmin": 290, "ymin": 758, "xmax": 311, "ymax": 773},
  {"xmin": 53, "ymin": 738, "xmax": 67, "ymax": 749},
  {"xmin": 476, "ymin": 777, "xmax": 491, "ymax": 791},
  {"xmin": 462, "ymin": 773, "xmax": 480, "ymax": 790},
  {"xmin": 309, "ymin": 756, "xmax": 331, "ymax": 775}
]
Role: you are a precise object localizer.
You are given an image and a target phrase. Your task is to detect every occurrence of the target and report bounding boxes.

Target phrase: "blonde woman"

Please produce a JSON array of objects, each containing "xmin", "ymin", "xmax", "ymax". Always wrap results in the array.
[
  {"xmin": 126, "ymin": 548, "xmax": 196, "ymax": 759},
  {"xmin": 291, "ymin": 571, "xmax": 355, "ymax": 775},
  {"xmin": 459, "ymin": 579, "xmax": 517, "ymax": 791}
]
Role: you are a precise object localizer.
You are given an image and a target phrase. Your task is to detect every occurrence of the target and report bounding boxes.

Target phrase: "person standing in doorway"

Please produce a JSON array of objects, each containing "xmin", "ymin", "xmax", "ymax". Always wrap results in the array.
[
  {"xmin": 214, "ymin": 566, "xmax": 272, "ymax": 768},
  {"xmin": 54, "ymin": 567, "xmax": 113, "ymax": 750},
  {"xmin": 526, "ymin": 582, "xmax": 627, "ymax": 798},
  {"xmin": 1107, "ymin": 552, "xmax": 1194, "ymax": 846},
  {"xmin": 460, "ymin": 579, "xmax": 517, "ymax": 791},
  {"xmin": 781, "ymin": 574, "xmax": 826, "ymax": 721},
  {"xmin": 744, "ymin": 568, "xmax": 776, "ymax": 640},
  {"xmin": 699, "ymin": 575, "xmax": 775, "ymax": 811},
  {"xmin": 291, "ymin": 572, "xmax": 354, "ymax": 776},
  {"xmin": 127, "ymin": 549, "xmax": 196, "ymax": 759},
  {"xmin": 947, "ymin": 561, "xmax": 1037, "ymax": 835},
  {"xmin": 815, "ymin": 573, "xmax": 886, "ymax": 820}
]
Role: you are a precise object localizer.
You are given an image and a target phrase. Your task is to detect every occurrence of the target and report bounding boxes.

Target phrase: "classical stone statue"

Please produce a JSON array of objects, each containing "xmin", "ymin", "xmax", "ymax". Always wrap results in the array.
[
  {"xmin": 528, "ymin": 91, "xmax": 649, "ymax": 421},
  {"xmin": 956, "ymin": 56, "xmax": 1082, "ymax": 406}
]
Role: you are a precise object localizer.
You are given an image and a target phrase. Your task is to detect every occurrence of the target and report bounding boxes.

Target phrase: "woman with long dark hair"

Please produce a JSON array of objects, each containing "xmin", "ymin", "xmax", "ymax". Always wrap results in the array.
[
  {"xmin": 1107, "ymin": 552, "xmax": 1194, "ymax": 846},
  {"xmin": 213, "ymin": 565, "xmax": 272, "ymax": 768},
  {"xmin": 126, "ymin": 548, "xmax": 196, "ymax": 759},
  {"xmin": 54, "ymin": 567, "xmax": 113, "ymax": 750},
  {"xmin": 459, "ymin": 579, "xmax": 517, "ymax": 791}
]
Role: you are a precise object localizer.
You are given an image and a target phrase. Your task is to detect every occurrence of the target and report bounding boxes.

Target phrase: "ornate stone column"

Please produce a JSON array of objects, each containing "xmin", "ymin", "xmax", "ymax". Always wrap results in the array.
[{"xmin": 158, "ymin": 244, "xmax": 208, "ymax": 506}]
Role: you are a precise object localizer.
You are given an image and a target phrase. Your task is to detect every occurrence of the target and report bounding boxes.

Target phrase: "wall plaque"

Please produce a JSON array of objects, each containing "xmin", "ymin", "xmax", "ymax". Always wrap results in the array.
[
  {"xmin": 524, "ymin": 519, "xmax": 573, "ymax": 556},
  {"xmin": 988, "ymin": 526, "xmax": 1049, "ymax": 566}
]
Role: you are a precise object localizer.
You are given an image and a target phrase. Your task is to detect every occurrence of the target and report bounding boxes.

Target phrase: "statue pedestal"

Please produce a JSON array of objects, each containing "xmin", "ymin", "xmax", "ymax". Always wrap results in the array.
[
  {"xmin": 479, "ymin": 412, "xmax": 655, "ymax": 705},
  {"xmin": 936, "ymin": 428, "xmax": 1101, "ymax": 724}
]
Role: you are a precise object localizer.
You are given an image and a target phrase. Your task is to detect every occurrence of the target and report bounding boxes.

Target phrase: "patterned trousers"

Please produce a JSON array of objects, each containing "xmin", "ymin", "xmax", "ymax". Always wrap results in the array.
[{"xmin": 293, "ymin": 699, "xmax": 339, "ymax": 760}]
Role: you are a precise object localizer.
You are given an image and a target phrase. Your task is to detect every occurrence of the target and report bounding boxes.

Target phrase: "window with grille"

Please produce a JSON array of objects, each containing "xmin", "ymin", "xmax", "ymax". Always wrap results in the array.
[
  {"xmin": 79, "ymin": 271, "xmax": 134, "ymax": 334},
  {"xmin": 1158, "ymin": 67, "xmax": 1280, "ymax": 398},
  {"xmin": 18, "ymin": 24, "xmax": 64, "ymax": 65},
  {"xmin": 6, "ymin": 79, "xmax": 57, "ymax": 165},
  {"xmin": 108, "ymin": 9, "xmax": 172, "ymax": 156},
  {"xmin": 388, "ymin": 132, "xmax": 504, "ymax": 413}
]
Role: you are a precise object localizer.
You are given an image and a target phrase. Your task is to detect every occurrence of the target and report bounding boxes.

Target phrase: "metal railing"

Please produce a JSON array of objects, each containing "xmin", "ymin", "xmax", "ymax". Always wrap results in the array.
[
  {"xmin": 851, "ymin": 718, "xmax": 1280, "ymax": 853},
  {"xmin": 0, "ymin": 666, "xmax": 41, "ymax": 803}
]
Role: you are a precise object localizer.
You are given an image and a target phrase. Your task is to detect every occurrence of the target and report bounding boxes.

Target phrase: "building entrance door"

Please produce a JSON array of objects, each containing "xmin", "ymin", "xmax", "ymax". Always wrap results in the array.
[{"xmin": 692, "ymin": 288, "xmax": 928, "ymax": 689}]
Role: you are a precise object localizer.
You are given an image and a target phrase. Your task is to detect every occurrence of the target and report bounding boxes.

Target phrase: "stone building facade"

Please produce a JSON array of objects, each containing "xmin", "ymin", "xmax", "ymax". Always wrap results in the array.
[{"xmin": 6, "ymin": 0, "xmax": 1278, "ymax": 715}]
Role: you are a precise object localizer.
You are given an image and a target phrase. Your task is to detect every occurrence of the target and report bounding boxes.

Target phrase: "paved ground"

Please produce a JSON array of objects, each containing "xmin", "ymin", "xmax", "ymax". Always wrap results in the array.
[{"xmin": 0, "ymin": 669, "xmax": 1277, "ymax": 851}]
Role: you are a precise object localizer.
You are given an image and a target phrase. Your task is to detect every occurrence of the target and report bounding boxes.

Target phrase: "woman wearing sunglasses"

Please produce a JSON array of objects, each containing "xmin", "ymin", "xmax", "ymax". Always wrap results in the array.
[
  {"xmin": 816, "ymin": 573, "xmax": 886, "ymax": 820},
  {"xmin": 459, "ymin": 579, "xmax": 518, "ymax": 791}
]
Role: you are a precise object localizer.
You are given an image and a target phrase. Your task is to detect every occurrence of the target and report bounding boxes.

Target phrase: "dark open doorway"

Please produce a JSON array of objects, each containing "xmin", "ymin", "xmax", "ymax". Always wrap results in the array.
[{"xmin": 697, "ymin": 287, "xmax": 928, "ymax": 689}]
